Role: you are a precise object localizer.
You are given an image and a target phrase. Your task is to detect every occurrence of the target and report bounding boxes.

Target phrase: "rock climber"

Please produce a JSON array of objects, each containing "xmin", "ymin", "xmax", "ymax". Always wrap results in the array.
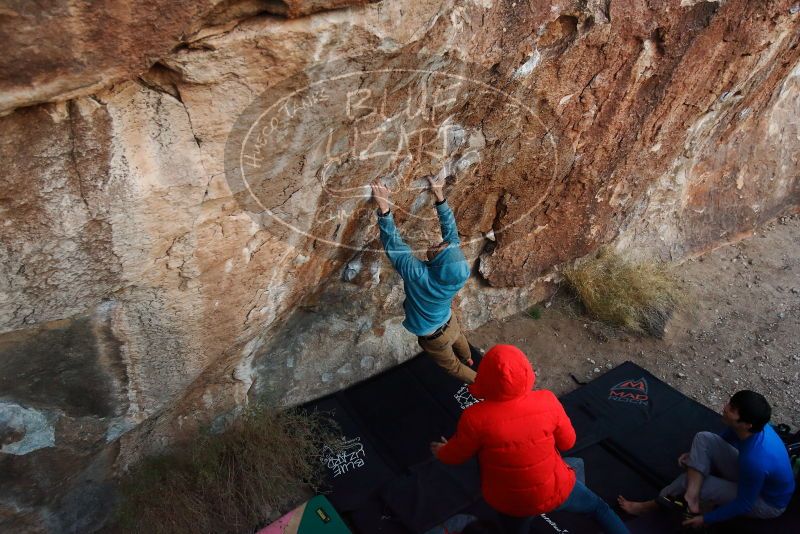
[
  {"xmin": 371, "ymin": 173, "xmax": 476, "ymax": 383},
  {"xmin": 618, "ymin": 390, "xmax": 795, "ymax": 529},
  {"xmin": 430, "ymin": 344, "xmax": 629, "ymax": 534}
]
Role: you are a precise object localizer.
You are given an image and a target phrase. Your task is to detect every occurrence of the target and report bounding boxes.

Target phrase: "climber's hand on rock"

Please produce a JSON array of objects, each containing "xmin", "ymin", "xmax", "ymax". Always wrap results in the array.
[
  {"xmin": 371, "ymin": 182, "xmax": 391, "ymax": 215},
  {"xmin": 426, "ymin": 173, "xmax": 446, "ymax": 203}
]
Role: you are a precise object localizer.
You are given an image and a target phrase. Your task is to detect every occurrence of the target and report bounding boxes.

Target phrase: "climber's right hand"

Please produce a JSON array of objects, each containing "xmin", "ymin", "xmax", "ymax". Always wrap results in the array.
[{"xmin": 371, "ymin": 181, "xmax": 391, "ymax": 215}]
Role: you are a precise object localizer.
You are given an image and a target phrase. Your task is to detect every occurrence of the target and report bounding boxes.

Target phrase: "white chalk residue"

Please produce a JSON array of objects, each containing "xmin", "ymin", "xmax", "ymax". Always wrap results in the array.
[
  {"xmin": 105, "ymin": 417, "xmax": 137, "ymax": 443},
  {"xmin": 0, "ymin": 402, "xmax": 55, "ymax": 455},
  {"xmin": 513, "ymin": 50, "xmax": 541, "ymax": 79},
  {"xmin": 469, "ymin": 0, "xmax": 494, "ymax": 9},
  {"xmin": 680, "ymin": 0, "xmax": 722, "ymax": 6}
]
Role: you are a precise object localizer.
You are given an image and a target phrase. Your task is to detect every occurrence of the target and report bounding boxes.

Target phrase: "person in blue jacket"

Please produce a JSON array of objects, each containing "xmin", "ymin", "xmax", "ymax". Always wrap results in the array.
[
  {"xmin": 370, "ymin": 174, "xmax": 476, "ymax": 383},
  {"xmin": 618, "ymin": 390, "xmax": 795, "ymax": 528}
]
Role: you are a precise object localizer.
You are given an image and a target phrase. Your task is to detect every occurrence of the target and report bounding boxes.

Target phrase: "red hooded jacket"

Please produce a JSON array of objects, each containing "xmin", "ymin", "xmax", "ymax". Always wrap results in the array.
[{"xmin": 436, "ymin": 345, "xmax": 577, "ymax": 517}]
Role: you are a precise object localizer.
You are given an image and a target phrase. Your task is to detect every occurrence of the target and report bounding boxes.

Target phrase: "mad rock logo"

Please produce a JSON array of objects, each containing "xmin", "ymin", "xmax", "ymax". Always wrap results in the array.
[{"xmin": 608, "ymin": 378, "xmax": 649, "ymax": 406}]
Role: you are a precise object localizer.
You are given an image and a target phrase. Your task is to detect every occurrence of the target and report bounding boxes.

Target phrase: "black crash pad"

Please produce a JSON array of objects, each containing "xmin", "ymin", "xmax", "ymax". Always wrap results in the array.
[
  {"xmin": 301, "ymin": 357, "xmax": 798, "ymax": 533},
  {"xmin": 303, "ymin": 347, "xmax": 483, "ymax": 530},
  {"xmin": 380, "ymin": 458, "xmax": 481, "ymax": 533},
  {"xmin": 345, "ymin": 365, "xmax": 458, "ymax": 470},
  {"xmin": 310, "ymin": 396, "xmax": 396, "ymax": 512}
]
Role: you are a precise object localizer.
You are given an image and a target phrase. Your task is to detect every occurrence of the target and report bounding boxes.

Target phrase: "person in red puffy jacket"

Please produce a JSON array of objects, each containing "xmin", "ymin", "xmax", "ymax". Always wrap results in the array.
[{"xmin": 430, "ymin": 344, "xmax": 629, "ymax": 534}]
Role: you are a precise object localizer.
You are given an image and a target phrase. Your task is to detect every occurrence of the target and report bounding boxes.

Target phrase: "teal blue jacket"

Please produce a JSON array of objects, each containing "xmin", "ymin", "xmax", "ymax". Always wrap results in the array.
[{"xmin": 377, "ymin": 200, "xmax": 470, "ymax": 336}]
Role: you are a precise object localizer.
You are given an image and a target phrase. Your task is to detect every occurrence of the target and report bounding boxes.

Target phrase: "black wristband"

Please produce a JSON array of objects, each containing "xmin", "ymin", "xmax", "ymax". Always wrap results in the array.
[
  {"xmin": 377, "ymin": 208, "xmax": 391, "ymax": 217},
  {"xmin": 435, "ymin": 198, "xmax": 447, "ymax": 206}
]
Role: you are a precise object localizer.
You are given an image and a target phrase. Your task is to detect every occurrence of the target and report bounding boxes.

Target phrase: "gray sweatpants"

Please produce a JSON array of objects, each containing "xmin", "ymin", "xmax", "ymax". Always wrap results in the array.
[{"xmin": 659, "ymin": 431, "xmax": 786, "ymax": 519}]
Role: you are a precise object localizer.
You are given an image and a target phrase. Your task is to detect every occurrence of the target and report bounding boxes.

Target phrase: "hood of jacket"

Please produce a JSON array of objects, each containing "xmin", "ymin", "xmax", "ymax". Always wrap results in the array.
[
  {"xmin": 426, "ymin": 245, "xmax": 469, "ymax": 288},
  {"xmin": 468, "ymin": 344, "xmax": 535, "ymax": 401}
]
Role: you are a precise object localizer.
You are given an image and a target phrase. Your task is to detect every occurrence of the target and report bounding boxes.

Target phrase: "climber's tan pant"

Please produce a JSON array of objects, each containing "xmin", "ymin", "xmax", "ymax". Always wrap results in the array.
[{"xmin": 418, "ymin": 314, "xmax": 477, "ymax": 384}]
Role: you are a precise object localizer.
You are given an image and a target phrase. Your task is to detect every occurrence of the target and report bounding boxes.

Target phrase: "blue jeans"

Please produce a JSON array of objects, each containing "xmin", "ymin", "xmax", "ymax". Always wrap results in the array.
[
  {"xmin": 498, "ymin": 458, "xmax": 630, "ymax": 534},
  {"xmin": 554, "ymin": 475, "xmax": 630, "ymax": 533}
]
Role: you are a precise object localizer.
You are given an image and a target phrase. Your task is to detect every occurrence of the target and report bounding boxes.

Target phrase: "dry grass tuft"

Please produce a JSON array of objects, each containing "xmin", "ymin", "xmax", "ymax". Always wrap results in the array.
[
  {"xmin": 110, "ymin": 407, "xmax": 336, "ymax": 534},
  {"xmin": 563, "ymin": 247, "xmax": 684, "ymax": 337}
]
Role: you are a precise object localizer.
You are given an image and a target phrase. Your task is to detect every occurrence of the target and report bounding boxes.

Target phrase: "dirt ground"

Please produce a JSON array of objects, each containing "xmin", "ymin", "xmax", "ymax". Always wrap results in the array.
[{"xmin": 471, "ymin": 214, "xmax": 800, "ymax": 430}]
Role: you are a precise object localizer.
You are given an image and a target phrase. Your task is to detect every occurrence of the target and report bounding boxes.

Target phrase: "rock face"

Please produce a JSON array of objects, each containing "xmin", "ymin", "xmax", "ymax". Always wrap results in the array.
[{"xmin": 1, "ymin": 0, "xmax": 798, "ymax": 531}]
